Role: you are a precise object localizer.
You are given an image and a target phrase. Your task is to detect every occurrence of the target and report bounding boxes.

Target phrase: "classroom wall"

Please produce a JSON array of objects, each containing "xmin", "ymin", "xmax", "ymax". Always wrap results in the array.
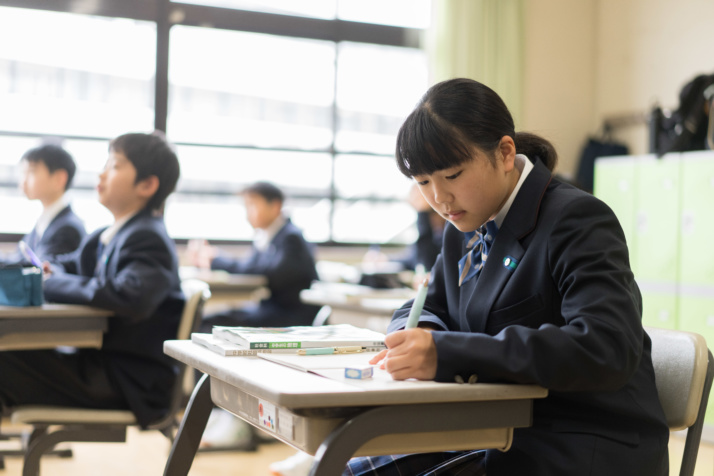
[
  {"xmin": 595, "ymin": 0, "xmax": 714, "ymax": 157},
  {"xmin": 520, "ymin": 0, "xmax": 714, "ymax": 178},
  {"xmin": 521, "ymin": 0, "xmax": 597, "ymax": 178}
]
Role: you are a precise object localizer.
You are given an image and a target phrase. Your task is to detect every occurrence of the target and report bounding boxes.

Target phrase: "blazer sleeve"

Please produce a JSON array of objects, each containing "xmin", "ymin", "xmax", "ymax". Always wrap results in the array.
[
  {"xmin": 211, "ymin": 232, "xmax": 316, "ymax": 291},
  {"xmin": 211, "ymin": 253, "xmax": 253, "ymax": 274},
  {"xmin": 43, "ymin": 228, "xmax": 175, "ymax": 321},
  {"xmin": 35, "ymin": 225, "xmax": 83, "ymax": 260},
  {"xmin": 392, "ymin": 196, "xmax": 644, "ymax": 393}
]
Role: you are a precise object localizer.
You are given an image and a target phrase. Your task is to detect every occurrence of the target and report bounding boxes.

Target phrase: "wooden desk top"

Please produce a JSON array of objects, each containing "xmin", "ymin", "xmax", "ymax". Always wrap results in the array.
[{"xmin": 164, "ymin": 339, "xmax": 547, "ymax": 411}]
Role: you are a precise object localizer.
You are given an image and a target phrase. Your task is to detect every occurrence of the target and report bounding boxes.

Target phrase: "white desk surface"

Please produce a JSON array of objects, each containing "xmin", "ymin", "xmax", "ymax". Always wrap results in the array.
[
  {"xmin": 0, "ymin": 304, "xmax": 114, "ymax": 319},
  {"xmin": 180, "ymin": 267, "xmax": 268, "ymax": 304},
  {"xmin": 0, "ymin": 304, "xmax": 111, "ymax": 350},
  {"xmin": 180, "ymin": 267, "xmax": 266, "ymax": 287},
  {"xmin": 300, "ymin": 285, "xmax": 414, "ymax": 318},
  {"xmin": 163, "ymin": 339, "xmax": 548, "ymax": 474},
  {"xmin": 165, "ymin": 339, "xmax": 546, "ymax": 411}
]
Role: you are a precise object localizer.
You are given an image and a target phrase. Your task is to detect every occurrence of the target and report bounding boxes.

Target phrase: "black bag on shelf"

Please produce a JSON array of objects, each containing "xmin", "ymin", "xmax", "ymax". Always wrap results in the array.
[{"xmin": 650, "ymin": 73, "xmax": 714, "ymax": 156}]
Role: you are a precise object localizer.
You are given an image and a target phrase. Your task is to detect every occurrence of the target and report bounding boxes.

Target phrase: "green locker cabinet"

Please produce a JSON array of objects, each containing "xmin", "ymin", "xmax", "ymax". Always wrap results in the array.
[
  {"xmin": 679, "ymin": 152, "xmax": 714, "ymax": 286},
  {"xmin": 633, "ymin": 154, "xmax": 681, "ymax": 282},
  {"xmin": 640, "ymin": 290, "xmax": 678, "ymax": 329},
  {"xmin": 677, "ymin": 152, "xmax": 714, "ymax": 426},
  {"xmin": 634, "ymin": 154, "xmax": 681, "ymax": 329},
  {"xmin": 593, "ymin": 155, "xmax": 638, "ymax": 273}
]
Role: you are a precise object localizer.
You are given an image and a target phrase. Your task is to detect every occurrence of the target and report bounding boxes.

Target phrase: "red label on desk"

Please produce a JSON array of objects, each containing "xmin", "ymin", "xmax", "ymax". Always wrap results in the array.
[{"xmin": 258, "ymin": 400, "xmax": 276, "ymax": 431}]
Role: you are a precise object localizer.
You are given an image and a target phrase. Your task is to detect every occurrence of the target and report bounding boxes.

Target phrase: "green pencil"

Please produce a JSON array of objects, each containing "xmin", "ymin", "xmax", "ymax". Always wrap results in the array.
[{"xmin": 405, "ymin": 277, "xmax": 429, "ymax": 329}]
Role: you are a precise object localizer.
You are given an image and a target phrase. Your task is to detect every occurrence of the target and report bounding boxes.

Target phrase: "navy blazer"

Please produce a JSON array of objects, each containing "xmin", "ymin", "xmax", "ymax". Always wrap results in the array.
[
  {"xmin": 44, "ymin": 210, "xmax": 184, "ymax": 427},
  {"xmin": 211, "ymin": 219, "xmax": 319, "ymax": 326},
  {"xmin": 390, "ymin": 160, "xmax": 669, "ymax": 476},
  {"xmin": 2, "ymin": 205, "xmax": 85, "ymax": 266}
]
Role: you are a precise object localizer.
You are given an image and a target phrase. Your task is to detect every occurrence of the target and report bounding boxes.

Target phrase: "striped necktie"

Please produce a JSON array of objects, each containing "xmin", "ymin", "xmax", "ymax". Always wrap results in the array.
[{"xmin": 457, "ymin": 220, "xmax": 498, "ymax": 286}]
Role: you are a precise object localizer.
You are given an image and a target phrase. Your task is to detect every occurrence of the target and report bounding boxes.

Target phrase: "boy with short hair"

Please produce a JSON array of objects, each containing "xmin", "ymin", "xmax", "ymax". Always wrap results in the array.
[
  {"xmin": 0, "ymin": 132, "xmax": 184, "ymax": 428},
  {"xmin": 192, "ymin": 181, "xmax": 320, "ymax": 329},
  {"xmin": 2, "ymin": 144, "xmax": 86, "ymax": 264}
]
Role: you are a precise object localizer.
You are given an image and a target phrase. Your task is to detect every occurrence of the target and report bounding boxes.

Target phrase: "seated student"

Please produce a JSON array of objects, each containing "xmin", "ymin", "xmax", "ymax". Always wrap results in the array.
[
  {"xmin": 363, "ymin": 183, "xmax": 445, "ymax": 285},
  {"xmin": 0, "ymin": 132, "xmax": 184, "ymax": 429},
  {"xmin": 1, "ymin": 144, "xmax": 85, "ymax": 264},
  {"xmin": 190, "ymin": 181, "xmax": 320, "ymax": 329},
  {"xmin": 345, "ymin": 78, "xmax": 669, "ymax": 475},
  {"xmin": 188, "ymin": 181, "xmax": 319, "ymax": 449}
]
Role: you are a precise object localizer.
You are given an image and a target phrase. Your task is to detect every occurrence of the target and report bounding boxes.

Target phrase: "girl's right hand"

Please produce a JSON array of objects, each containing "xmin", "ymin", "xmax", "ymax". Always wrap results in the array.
[
  {"xmin": 369, "ymin": 348, "xmax": 389, "ymax": 368},
  {"xmin": 379, "ymin": 328, "xmax": 438, "ymax": 380}
]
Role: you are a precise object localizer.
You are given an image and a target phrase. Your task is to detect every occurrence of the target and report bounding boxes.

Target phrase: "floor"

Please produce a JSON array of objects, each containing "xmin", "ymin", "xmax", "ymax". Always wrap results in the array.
[{"xmin": 0, "ymin": 421, "xmax": 712, "ymax": 475}]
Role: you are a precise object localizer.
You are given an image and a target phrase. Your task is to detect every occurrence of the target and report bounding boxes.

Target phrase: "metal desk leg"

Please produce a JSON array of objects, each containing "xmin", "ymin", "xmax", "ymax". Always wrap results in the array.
[
  {"xmin": 309, "ymin": 405, "xmax": 423, "ymax": 476},
  {"xmin": 163, "ymin": 373, "xmax": 212, "ymax": 476},
  {"xmin": 309, "ymin": 400, "xmax": 530, "ymax": 476}
]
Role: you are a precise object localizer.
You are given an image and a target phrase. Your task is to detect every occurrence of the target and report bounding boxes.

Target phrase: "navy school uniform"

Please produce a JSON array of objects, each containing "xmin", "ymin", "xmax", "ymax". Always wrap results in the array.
[
  {"xmin": 205, "ymin": 218, "xmax": 320, "ymax": 328},
  {"xmin": 24, "ymin": 205, "xmax": 86, "ymax": 260},
  {"xmin": 377, "ymin": 159, "xmax": 669, "ymax": 476},
  {"xmin": 1, "ymin": 205, "xmax": 85, "ymax": 266},
  {"xmin": 0, "ymin": 209, "xmax": 184, "ymax": 428}
]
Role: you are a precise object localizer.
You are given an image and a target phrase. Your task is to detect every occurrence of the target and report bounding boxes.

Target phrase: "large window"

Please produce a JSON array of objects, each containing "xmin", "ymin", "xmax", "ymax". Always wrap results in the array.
[
  {"xmin": 0, "ymin": 1, "xmax": 430, "ymax": 245},
  {"xmin": 0, "ymin": 6, "xmax": 155, "ymax": 233}
]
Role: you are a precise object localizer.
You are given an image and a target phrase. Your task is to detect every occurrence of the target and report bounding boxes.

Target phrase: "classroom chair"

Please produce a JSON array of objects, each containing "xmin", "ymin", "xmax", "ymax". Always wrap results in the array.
[
  {"xmin": 646, "ymin": 326, "xmax": 714, "ymax": 476},
  {"xmin": 7, "ymin": 279, "xmax": 210, "ymax": 476}
]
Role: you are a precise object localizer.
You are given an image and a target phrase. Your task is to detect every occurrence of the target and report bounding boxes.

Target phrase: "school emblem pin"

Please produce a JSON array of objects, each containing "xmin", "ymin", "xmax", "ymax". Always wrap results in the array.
[{"xmin": 503, "ymin": 256, "xmax": 518, "ymax": 271}]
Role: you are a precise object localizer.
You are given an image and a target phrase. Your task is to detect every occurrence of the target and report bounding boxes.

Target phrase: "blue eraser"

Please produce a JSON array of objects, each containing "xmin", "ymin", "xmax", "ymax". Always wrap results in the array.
[{"xmin": 345, "ymin": 366, "xmax": 373, "ymax": 379}]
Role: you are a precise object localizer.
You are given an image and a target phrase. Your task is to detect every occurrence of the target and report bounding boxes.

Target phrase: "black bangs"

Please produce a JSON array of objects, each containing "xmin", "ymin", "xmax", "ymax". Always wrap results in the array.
[{"xmin": 395, "ymin": 106, "xmax": 473, "ymax": 178}]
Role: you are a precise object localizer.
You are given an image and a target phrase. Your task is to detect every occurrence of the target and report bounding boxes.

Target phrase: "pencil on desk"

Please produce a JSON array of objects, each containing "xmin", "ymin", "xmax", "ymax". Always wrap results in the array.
[
  {"xmin": 405, "ymin": 277, "xmax": 429, "ymax": 329},
  {"xmin": 297, "ymin": 346, "xmax": 365, "ymax": 355}
]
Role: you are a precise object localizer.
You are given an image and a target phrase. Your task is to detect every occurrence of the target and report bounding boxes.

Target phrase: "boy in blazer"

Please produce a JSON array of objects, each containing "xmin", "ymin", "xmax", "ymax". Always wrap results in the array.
[
  {"xmin": 1, "ymin": 144, "xmax": 85, "ymax": 264},
  {"xmin": 189, "ymin": 181, "xmax": 319, "ymax": 449},
  {"xmin": 0, "ymin": 132, "xmax": 184, "ymax": 428},
  {"xmin": 345, "ymin": 79, "xmax": 669, "ymax": 475},
  {"xmin": 192, "ymin": 181, "xmax": 320, "ymax": 329}
]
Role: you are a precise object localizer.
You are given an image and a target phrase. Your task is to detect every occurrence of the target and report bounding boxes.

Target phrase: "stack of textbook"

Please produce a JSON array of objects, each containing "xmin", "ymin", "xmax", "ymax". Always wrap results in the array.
[{"xmin": 191, "ymin": 323, "xmax": 387, "ymax": 356}]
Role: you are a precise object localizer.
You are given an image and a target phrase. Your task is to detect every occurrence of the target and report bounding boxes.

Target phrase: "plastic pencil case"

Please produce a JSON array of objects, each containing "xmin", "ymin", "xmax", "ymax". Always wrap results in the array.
[{"xmin": 0, "ymin": 266, "xmax": 44, "ymax": 306}]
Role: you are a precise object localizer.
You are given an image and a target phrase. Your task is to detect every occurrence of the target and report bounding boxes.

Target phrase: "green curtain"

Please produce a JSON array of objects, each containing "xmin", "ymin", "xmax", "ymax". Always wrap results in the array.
[{"xmin": 427, "ymin": 0, "xmax": 524, "ymax": 125}]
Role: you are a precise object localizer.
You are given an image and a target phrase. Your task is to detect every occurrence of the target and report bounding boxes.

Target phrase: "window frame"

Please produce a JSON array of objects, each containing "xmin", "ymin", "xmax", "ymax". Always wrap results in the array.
[{"xmin": 0, "ymin": 0, "xmax": 425, "ymax": 246}]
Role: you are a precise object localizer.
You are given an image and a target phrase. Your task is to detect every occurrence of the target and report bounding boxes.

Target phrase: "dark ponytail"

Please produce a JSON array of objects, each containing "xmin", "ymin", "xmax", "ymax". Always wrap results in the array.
[
  {"xmin": 396, "ymin": 78, "xmax": 558, "ymax": 176},
  {"xmin": 514, "ymin": 132, "xmax": 558, "ymax": 172}
]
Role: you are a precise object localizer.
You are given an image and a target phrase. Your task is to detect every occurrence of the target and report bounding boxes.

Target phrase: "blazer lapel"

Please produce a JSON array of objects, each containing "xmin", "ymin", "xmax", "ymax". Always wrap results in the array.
[
  {"xmin": 42, "ymin": 206, "xmax": 71, "ymax": 239},
  {"xmin": 467, "ymin": 160, "xmax": 553, "ymax": 334}
]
